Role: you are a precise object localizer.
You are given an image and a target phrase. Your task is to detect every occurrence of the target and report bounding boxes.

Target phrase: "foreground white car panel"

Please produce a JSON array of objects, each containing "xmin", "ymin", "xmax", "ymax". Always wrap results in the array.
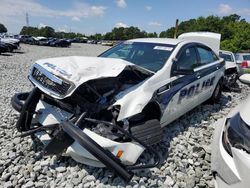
[
  {"xmin": 212, "ymin": 93, "xmax": 250, "ymax": 188},
  {"xmin": 239, "ymin": 74, "xmax": 250, "ymax": 85}
]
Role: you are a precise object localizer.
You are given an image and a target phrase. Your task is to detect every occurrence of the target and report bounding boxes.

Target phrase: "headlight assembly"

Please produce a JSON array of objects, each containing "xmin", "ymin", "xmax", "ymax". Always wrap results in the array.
[
  {"xmin": 29, "ymin": 64, "xmax": 74, "ymax": 97},
  {"xmin": 222, "ymin": 113, "xmax": 250, "ymax": 156}
]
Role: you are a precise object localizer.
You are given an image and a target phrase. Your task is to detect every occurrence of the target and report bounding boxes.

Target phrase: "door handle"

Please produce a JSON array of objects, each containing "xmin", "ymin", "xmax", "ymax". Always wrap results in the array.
[
  {"xmin": 157, "ymin": 84, "xmax": 171, "ymax": 95},
  {"xmin": 195, "ymin": 73, "xmax": 201, "ymax": 79}
]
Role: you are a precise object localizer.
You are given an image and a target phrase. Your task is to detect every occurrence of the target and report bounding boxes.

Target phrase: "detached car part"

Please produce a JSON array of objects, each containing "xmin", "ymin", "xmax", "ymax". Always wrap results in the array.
[
  {"xmin": 12, "ymin": 33, "xmax": 225, "ymax": 181},
  {"xmin": 219, "ymin": 50, "xmax": 241, "ymax": 92},
  {"xmin": 12, "ymin": 88, "xmax": 161, "ymax": 181}
]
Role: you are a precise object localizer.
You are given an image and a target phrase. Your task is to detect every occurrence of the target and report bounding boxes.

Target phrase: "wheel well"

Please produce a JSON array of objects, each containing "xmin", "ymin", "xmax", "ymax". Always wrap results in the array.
[
  {"xmin": 225, "ymin": 67, "xmax": 238, "ymax": 75},
  {"xmin": 219, "ymin": 77, "xmax": 224, "ymax": 84},
  {"xmin": 142, "ymin": 101, "xmax": 161, "ymax": 121}
]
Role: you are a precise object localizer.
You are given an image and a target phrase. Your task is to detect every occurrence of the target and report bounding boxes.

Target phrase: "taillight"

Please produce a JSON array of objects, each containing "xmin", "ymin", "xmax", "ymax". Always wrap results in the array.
[{"xmin": 241, "ymin": 61, "xmax": 248, "ymax": 68}]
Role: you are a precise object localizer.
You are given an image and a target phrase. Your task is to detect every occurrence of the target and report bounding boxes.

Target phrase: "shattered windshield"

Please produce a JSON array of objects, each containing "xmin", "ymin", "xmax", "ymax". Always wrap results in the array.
[{"xmin": 99, "ymin": 42, "xmax": 175, "ymax": 72}]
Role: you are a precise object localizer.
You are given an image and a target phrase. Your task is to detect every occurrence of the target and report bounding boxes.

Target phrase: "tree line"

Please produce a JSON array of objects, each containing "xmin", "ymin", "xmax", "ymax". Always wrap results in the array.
[
  {"xmin": 1, "ymin": 14, "xmax": 250, "ymax": 52},
  {"xmin": 19, "ymin": 26, "xmax": 87, "ymax": 39},
  {"xmin": 159, "ymin": 14, "xmax": 250, "ymax": 52},
  {"xmin": 18, "ymin": 25, "xmax": 157, "ymax": 41},
  {"xmin": 0, "ymin": 23, "xmax": 7, "ymax": 33}
]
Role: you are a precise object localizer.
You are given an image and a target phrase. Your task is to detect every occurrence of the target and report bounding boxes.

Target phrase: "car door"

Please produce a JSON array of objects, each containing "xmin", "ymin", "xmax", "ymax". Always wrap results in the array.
[
  {"xmin": 160, "ymin": 45, "xmax": 201, "ymax": 125},
  {"xmin": 195, "ymin": 45, "xmax": 222, "ymax": 103}
]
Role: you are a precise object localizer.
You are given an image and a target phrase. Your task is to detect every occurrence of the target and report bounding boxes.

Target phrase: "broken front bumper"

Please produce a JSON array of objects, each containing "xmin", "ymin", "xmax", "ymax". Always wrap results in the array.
[{"xmin": 11, "ymin": 88, "xmax": 159, "ymax": 181}]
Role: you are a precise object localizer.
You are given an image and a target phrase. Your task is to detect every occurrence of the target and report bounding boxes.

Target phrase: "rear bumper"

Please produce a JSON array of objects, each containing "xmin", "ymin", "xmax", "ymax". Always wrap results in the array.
[{"xmin": 236, "ymin": 64, "xmax": 250, "ymax": 75}]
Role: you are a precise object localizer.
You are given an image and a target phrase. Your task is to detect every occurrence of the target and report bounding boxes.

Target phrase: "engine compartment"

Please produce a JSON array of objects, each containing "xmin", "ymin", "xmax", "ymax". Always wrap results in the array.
[{"xmin": 40, "ymin": 67, "xmax": 151, "ymax": 141}]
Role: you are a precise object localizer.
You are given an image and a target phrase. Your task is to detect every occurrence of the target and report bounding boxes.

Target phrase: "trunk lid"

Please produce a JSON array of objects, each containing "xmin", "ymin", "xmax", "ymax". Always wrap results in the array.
[{"xmin": 178, "ymin": 32, "xmax": 221, "ymax": 55}]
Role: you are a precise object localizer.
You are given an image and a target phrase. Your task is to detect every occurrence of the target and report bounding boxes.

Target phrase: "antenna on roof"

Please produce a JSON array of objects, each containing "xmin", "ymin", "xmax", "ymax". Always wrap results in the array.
[
  {"xmin": 26, "ymin": 13, "xmax": 29, "ymax": 27},
  {"xmin": 174, "ymin": 19, "xmax": 179, "ymax": 39}
]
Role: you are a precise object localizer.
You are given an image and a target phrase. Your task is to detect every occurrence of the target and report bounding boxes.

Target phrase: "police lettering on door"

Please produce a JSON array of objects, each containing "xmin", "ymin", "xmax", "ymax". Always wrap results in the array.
[{"xmin": 178, "ymin": 77, "xmax": 215, "ymax": 104}]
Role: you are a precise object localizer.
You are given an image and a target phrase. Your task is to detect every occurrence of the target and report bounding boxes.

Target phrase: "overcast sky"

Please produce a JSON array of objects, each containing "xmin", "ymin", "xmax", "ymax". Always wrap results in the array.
[{"xmin": 0, "ymin": 0, "xmax": 250, "ymax": 35}]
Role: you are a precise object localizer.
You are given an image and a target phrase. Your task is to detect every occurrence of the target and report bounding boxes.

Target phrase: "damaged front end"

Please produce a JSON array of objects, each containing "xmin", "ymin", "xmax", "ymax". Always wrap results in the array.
[{"xmin": 11, "ymin": 57, "xmax": 163, "ymax": 181}]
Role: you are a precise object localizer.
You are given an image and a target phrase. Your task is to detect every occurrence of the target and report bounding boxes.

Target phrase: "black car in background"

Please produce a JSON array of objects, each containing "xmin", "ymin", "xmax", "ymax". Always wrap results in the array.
[
  {"xmin": 47, "ymin": 39, "xmax": 71, "ymax": 47},
  {"xmin": 0, "ymin": 42, "xmax": 9, "ymax": 54},
  {"xmin": 0, "ymin": 41, "xmax": 19, "ymax": 53}
]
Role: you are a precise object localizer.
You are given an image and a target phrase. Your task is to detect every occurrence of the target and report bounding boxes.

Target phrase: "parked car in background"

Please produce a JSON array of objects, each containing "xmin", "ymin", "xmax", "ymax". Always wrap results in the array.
[
  {"xmin": 235, "ymin": 53, "xmax": 250, "ymax": 75},
  {"xmin": 0, "ymin": 42, "xmax": 9, "ymax": 54},
  {"xmin": 36, "ymin": 37, "xmax": 48, "ymax": 46},
  {"xmin": 1, "ymin": 42, "xmax": 17, "ymax": 52},
  {"xmin": 219, "ymin": 50, "xmax": 238, "ymax": 73},
  {"xmin": 69, "ymin": 37, "xmax": 88, "ymax": 43},
  {"xmin": 211, "ymin": 74, "xmax": 250, "ymax": 188},
  {"xmin": 0, "ymin": 37, "xmax": 20, "ymax": 47},
  {"xmin": 219, "ymin": 50, "xmax": 239, "ymax": 90},
  {"xmin": 0, "ymin": 37, "xmax": 20, "ymax": 52},
  {"xmin": 19, "ymin": 35, "xmax": 32, "ymax": 43},
  {"xmin": 20, "ymin": 35, "xmax": 71, "ymax": 47},
  {"xmin": 48, "ymin": 39, "xmax": 71, "ymax": 47},
  {"xmin": 25, "ymin": 37, "xmax": 39, "ymax": 45},
  {"xmin": 101, "ymin": 40, "xmax": 115, "ymax": 46}
]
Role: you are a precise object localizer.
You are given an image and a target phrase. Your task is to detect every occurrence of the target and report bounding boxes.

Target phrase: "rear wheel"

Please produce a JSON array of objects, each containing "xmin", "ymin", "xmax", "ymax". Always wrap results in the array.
[{"xmin": 8, "ymin": 47, "xmax": 13, "ymax": 52}]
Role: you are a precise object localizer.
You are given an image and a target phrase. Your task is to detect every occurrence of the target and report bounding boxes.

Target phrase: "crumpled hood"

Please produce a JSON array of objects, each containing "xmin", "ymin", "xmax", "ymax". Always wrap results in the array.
[{"xmin": 32, "ymin": 56, "xmax": 148, "ymax": 98}]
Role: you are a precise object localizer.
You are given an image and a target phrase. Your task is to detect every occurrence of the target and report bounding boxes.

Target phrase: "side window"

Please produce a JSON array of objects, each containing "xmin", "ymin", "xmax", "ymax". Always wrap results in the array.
[
  {"xmin": 176, "ymin": 47, "xmax": 198, "ymax": 69},
  {"xmin": 197, "ymin": 47, "xmax": 215, "ymax": 65}
]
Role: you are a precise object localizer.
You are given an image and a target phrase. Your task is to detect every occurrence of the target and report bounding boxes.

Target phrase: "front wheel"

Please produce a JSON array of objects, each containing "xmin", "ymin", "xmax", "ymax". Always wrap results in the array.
[{"xmin": 208, "ymin": 81, "xmax": 222, "ymax": 104}]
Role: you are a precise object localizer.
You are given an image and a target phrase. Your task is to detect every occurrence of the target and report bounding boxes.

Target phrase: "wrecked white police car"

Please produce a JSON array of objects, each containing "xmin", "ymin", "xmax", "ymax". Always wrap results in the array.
[{"xmin": 11, "ymin": 32, "xmax": 224, "ymax": 181}]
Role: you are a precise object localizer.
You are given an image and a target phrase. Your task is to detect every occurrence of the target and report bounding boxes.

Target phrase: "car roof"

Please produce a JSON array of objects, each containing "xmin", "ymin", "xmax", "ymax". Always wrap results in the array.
[
  {"xmin": 235, "ymin": 53, "xmax": 250, "ymax": 55},
  {"xmin": 219, "ymin": 50, "xmax": 233, "ymax": 54},
  {"xmin": 128, "ymin": 38, "xmax": 184, "ymax": 45}
]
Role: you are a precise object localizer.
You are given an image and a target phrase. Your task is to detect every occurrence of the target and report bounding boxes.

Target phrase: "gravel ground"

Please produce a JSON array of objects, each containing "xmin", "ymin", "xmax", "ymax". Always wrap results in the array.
[{"xmin": 0, "ymin": 44, "xmax": 250, "ymax": 188}]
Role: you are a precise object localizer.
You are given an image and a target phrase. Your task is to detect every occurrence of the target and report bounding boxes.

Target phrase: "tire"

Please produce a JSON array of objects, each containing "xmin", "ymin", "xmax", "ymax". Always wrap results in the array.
[
  {"xmin": 7, "ymin": 46, "xmax": 13, "ymax": 52},
  {"xmin": 11, "ymin": 92, "xmax": 29, "ymax": 112},
  {"xmin": 208, "ymin": 81, "xmax": 222, "ymax": 104},
  {"xmin": 130, "ymin": 119, "xmax": 163, "ymax": 146}
]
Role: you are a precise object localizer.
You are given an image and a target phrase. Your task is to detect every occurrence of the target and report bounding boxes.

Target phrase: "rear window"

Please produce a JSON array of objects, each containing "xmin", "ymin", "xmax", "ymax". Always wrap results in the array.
[
  {"xmin": 197, "ymin": 47, "xmax": 215, "ymax": 64},
  {"xmin": 243, "ymin": 55, "xmax": 250, "ymax": 61}
]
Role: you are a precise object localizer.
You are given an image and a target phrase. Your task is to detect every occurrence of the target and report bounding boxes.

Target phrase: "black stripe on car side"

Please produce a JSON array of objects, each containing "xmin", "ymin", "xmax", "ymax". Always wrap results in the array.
[{"xmin": 155, "ymin": 61, "xmax": 224, "ymax": 115}]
